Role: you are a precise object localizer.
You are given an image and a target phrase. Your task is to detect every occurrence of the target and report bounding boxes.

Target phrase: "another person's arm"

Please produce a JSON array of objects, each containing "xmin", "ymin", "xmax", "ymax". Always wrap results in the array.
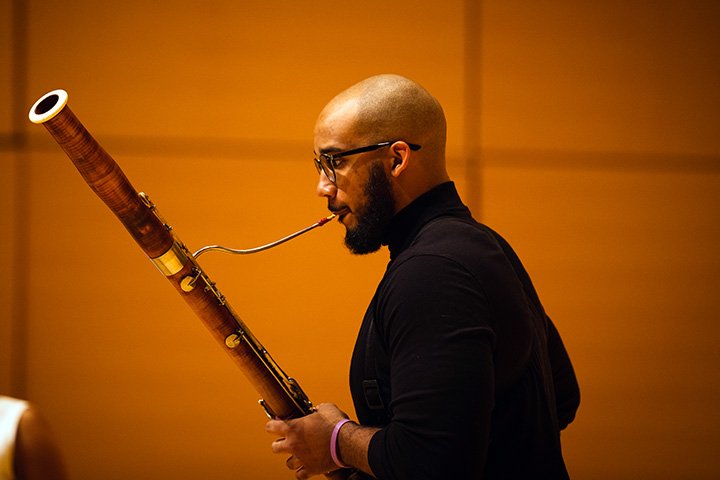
[{"xmin": 14, "ymin": 405, "xmax": 68, "ymax": 480}]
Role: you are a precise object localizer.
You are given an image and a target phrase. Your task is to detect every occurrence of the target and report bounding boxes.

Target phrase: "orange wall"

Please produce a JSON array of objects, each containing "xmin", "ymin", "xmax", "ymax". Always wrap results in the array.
[{"xmin": 1, "ymin": 1, "xmax": 719, "ymax": 479}]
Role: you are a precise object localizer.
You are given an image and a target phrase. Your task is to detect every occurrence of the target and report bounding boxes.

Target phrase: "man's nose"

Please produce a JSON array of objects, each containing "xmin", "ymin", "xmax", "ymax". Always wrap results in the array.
[{"xmin": 316, "ymin": 170, "xmax": 337, "ymax": 198}]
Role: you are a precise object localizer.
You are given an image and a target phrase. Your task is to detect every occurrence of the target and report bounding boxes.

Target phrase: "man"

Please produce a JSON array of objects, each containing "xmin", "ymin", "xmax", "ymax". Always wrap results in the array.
[{"xmin": 266, "ymin": 74, "xmax": 580, "ymax": 479}]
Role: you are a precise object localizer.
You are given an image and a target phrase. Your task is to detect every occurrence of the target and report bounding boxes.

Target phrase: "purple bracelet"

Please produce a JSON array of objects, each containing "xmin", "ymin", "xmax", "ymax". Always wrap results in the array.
[{"xmin": 330, "ymin": 419, "xmax": 352, "ymax": 469}]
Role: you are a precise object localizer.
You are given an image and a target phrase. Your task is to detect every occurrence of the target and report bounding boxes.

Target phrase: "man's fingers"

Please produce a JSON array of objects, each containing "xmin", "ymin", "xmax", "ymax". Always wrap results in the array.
[
  {"xmin": 271, "ymin": 437, "xmax": 291, "ymax": 454},
  {"xmin": 295, "ymin": 466, "xmax": 310, "ymax": 480},
  {"xmin": 265, "ymin": 419, "xmax": 289, "ymax": 436},
  {"xmin": 286, "ymin": 455, "xmax": 302, "ymax": 470}
]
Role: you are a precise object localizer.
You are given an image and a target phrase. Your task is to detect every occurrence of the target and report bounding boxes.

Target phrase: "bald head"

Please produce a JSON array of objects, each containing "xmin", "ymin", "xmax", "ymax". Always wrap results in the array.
[{"xmin": 316, "ymin": 74, "xmax": 447, "ymax": 167}]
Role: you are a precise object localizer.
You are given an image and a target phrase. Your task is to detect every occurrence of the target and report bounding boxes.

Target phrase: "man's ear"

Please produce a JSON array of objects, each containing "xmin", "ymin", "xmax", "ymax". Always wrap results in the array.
[{"xmin": 389, "ymin": 142, "xmax": 411, "ymax": 178}]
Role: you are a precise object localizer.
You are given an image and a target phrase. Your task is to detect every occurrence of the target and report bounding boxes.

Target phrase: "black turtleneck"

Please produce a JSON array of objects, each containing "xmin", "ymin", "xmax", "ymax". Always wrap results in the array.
[
  {"xmin": 349, "ymin": 182, "xmax": 579, "ymax": 479},
  {"xmin": 381, "ymin": 181, "xmax": 473, "ymax": 259}
]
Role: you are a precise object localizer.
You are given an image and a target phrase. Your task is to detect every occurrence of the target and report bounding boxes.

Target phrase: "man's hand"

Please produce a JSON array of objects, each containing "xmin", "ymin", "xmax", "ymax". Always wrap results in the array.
[{"xmin": 266, "ymin": 403, "xmax": 348, "ymax": 479}]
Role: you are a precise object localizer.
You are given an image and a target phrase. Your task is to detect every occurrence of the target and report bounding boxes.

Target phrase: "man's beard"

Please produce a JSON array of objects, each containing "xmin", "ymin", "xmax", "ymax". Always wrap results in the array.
[{"xmin": 344, "ymin": 161, "xmax": 396, "ymax": 255}]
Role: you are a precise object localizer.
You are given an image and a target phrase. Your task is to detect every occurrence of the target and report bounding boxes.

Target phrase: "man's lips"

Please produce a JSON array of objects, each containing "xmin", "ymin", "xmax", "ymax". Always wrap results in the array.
[
  {"xmin": 330, "ymin": 207, "xmax": 350, "ymax": 221},
  {"xmin": 330, "ymin": 207, "xmax": 350, "ymax": 216}
]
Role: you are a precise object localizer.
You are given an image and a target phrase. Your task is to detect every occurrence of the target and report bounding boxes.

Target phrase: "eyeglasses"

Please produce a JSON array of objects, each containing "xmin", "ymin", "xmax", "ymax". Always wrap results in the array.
[{"xmin": 313, "ymin": 141, "xmax": 422, "ymax": 184}]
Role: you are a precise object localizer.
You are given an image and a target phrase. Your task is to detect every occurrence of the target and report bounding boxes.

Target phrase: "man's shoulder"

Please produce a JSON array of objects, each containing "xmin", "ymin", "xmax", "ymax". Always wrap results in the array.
[
  {"xmin": 386, "ymin": 216, "xmax": 527, "ymax": 299},
  {"xmin": 399, "ymin": 216, "xmax": 502, "ymax": 263}
]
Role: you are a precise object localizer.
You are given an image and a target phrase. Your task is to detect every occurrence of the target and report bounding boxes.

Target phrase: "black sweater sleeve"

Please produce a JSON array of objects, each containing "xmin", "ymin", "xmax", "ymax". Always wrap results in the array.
[
  {"xmin": 546, "ymin": 316, "xmax": 580, "ymax": 429},
  {"xmin": 367, "ymin": 255, "xmax": 496, "ymax": 480}
]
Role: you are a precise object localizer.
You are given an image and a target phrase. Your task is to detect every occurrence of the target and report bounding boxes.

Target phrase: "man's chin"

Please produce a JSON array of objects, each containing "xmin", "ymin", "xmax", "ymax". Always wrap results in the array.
[
  {"xmin": 344, "ymin": 228, "xmax": 383, "ymax": 255},
  {"xmin": 345, "ymin": 240, "xmax": 382, "ymax": 255}
]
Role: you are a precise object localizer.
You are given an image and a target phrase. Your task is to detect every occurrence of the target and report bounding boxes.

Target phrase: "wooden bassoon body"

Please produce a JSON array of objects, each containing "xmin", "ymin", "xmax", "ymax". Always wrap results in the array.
[{"xmin": 29, "ymin": 90, "xmax": 358, "ymax": 480}]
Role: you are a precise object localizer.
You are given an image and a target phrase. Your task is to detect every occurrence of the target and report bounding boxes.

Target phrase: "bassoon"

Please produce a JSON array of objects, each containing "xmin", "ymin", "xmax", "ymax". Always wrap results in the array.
[{"xmin": 29, "ymin": 90, "xmax": 358, "ymax": 480}]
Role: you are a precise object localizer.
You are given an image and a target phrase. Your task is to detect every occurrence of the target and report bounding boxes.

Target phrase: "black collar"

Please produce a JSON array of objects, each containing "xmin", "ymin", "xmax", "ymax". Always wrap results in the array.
[{"xmin": 383, "ymin": 182, "xmax": 472, "ymax": 260}]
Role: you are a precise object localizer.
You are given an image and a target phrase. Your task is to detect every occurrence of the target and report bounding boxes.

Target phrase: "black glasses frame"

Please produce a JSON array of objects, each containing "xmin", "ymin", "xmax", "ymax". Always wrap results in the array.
[{"xmin": 314, "ymin": 140, "xmax": 422, "ymax": 183}]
